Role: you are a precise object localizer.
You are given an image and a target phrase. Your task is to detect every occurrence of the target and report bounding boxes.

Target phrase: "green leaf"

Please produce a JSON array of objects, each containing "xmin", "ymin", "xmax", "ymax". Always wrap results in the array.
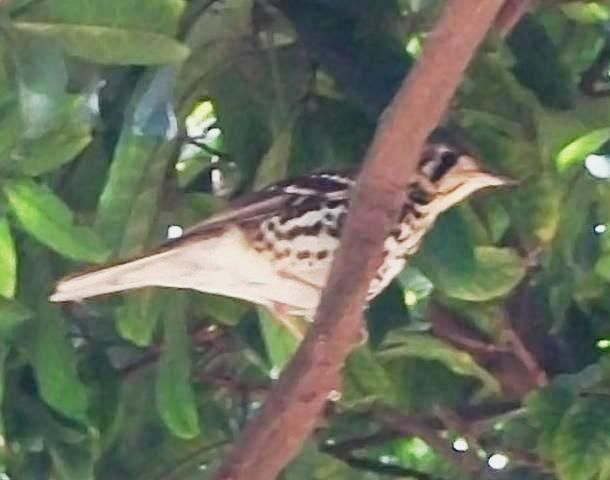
[
  {"xmin": 441, "ymin": 247, "xmax": 526, "ymax": 302},
  {"xmin": 116, "ymin": 289, "xmax": 165, "ymax": 347},
  {"xmin": 195, "ymin": 293, "xmax": 249, "ymax": 327},
  {"xmin": 0, "ymin": 344, "xmax": 8, "ymax": 440},
  {"xmin": 0, "ymin": 297, "xmax": 30, "ymax": 337},
  {"xmin": 419, "ymin": 219, "xmax": 525, "ymax": 305},
  {"xmin": 380, "ymin": 331, "xmax": 500, "ymax": 396},
  {"xmin": 14, "ymin": 23, "xmax": 189, "ymax": 65},
  {"xmin": 0, "ymin": 92, "xmax": 93, "ymax": 177},
  {"xmin": 343, "ymin": 347, "xmax": 397, "ymax": 406},
  {"xmin": 462, "ymin": 51, "xmax": 540, "ymax": 133},
  {"xmin": 525, "ymin": 384, "xmax": 574, "ymax": 459},
  {"xmin": 595, "ymin": 254, "xmax": 610, "ymax": 281},
  {"xmin": 553, "ymin": 175, "xmax": 597, "ymax": 268},
  {"xmin": 41, "ymin": 0, "xmax": 185, "ymax": 35},
  {"xmin": 253, "ymin": 122, "xmax": 294, "ymax": 189},
  {"xmin": 10, "ymin": 34, "xmax": 69, "ymax": 139},
  {"xmin": 556, "ymin": 128, "xmax": 610, "ymax": 172},
  {"xmin": 561, "ymin": 2, "xmax": 610, "ymax": 24},
  {"xmin": 48, "ymin": 441, "xmax": 94, "ymax": 480},
  {"xmin": 510, "ymin": 174, "xmax": 561, "ymax": 244},
  {"xmin": 482, "ymin": 198, "xmax": 511, "ymax": 243},
  {"xmin": 554, "ymin": 397, "xmax": 610, "ymax": 480},
  {"xmin": 29, "ymin": 304, "xmax": 88, "ymax": 422},
  {"xmin": 12, "ymin": 124, "xmax": 92, "ymax": 176},
  {"xmin": 156, "ymin": 292, "xmax": 200, "ymax": 439},
  {"xmin": 0, "ymin": 217, "xmax": 16, "ymax": 298},
  {"xmin": 414, "ymin": 208, "xmax": 475, "ymax": 282},
  {"xmin": 94, "ymin": 133, "xmax": 166, "ymax": 253},
  {"xmin": 507, "ymin": 16, "xmax": 575, "ymax": 109},
  {"xmin": 258, "ymin": 307, "xmax": 300, "ymax": 371},
  {"xmin": 289, "ymin": 98, "xmax": 372, "ymax": 175},
  {"xmin": 14, "ymin": 0, "xmax": 187, "ymax": 65},
  {"xmin": 205, "ymin": 69, "xmax": 272, "ymax": 181},
  {"xmin": 3, "ymin": 179, "xmax": 109, "ymax": 262},
  {"xmin": 0, "ymin": 104, "xmax": 21, "ymax": 166}
]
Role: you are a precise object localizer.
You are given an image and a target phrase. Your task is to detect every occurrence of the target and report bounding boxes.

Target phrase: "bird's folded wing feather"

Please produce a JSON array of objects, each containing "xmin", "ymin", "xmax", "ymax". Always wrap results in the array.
[{"xmin": 49, "ymin": 170, "xmax": 354, "ymax": 303}]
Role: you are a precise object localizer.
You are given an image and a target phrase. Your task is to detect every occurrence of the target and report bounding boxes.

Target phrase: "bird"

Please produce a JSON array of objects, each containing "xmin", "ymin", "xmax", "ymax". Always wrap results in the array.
[{"xmin": 49, "ymin": 143, "xmax": 510, "ymax": 337}]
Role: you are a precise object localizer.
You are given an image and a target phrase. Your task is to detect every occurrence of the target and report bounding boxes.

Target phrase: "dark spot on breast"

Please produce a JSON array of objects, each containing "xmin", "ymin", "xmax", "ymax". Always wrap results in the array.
[
  {"xmin": 316, "ymin": 250, "xmax": 329, "ymax": 260},
  {"xmin": 327, "ymin": 227, "xmax": 340, "ymax": 238},
  {"xmin": 285, "ymin": 221, "xmax": 324, "ymax": 240},
  {"xmin": 409, "ymin": 188, "xmax": 429, "ymax": 205},
  {"xmin": 411, "ymin": 207, "xmax": 423, "ymax": 219},
  {"xmin": 327, "ymin": 199, "xmax": 344, "ymax": 209},
  {"xmin": 267, "ymin": 221, "xmax": 275, "ymax": 232},
  {"xmin": 310, "ymin": 221, "xmax": 323, "ymax": 235},
  {"xmin": 297, "ymin": 250, "xmax": 311, "ymax": 259},
  {"xmin": 285, "ymin": 228, "xmax": 299, "ymax": 241},
  {"xmin": 402, "ymin": 202, "xmax": 422, "ymax": 220}
]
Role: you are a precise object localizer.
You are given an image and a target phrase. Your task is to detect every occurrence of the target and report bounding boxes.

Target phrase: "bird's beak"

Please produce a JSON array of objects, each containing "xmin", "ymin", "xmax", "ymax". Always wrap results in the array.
[
  {"xmin": 488, "ymin": 173, "xmax": 518, "ymax": 187},
  {"xmin": 478, "ymin": 168, "xmax": 518, "ymax": 188}
]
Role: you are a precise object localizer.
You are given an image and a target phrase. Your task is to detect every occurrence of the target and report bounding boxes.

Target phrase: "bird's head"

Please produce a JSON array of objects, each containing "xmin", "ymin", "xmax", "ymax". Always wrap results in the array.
[{"xmin": 415, "ymin": 143, "xmax": 513, "ymax": 211}]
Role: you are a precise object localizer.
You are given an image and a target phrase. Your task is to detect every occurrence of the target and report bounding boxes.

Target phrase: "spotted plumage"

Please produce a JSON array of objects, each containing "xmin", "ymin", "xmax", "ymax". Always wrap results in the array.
[{"xmin": 49, "ymin": 143, "xmax": 510, "ymax": 333}]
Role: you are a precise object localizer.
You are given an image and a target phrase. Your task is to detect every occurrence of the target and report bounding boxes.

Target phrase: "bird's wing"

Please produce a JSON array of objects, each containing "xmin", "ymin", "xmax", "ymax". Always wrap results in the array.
[
  {"xmin": 49, "ymin": 170, "xmax": 354, "ymax": 304},
  {"xmin": 177, "ymin": 170, "xmax": 354, "ymax": 241}
]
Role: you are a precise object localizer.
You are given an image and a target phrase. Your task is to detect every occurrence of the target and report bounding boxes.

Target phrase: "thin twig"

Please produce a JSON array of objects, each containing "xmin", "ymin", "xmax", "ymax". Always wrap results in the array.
[
  {"xmin": 211, "ymin": 1, "xmax": 507, "ymax": 479},
  {"xmin": 501, "ymin": 291, "xmax": 549, "ymax": 387},
  {"xmin": 374, "ymin": 407, "xmax": 483, "ymax": 475},
  {"xmin": 323, "ymin": 449, "xmax": 444, "ymax": 480},
  {"xmin": 119, "ymin": 324, "xmax": 224, "ymax": 380},
  {"xmin": 428, "ymin": 303, "xmax": 509, "ymax": 355},
  {"xmin": 322, "ymin": 430, "xmax": 402, "ymax": 453},
  {"xmin": 188, "ymin": 138, "xmax": 230, "ymax": 159},
  {"xmin": 153, "ymin": 439, "xmax": 229, "ymax": 480},
  {"xmin": 196, "ymin": 369, "xmax": 270, "ymax": 394}
]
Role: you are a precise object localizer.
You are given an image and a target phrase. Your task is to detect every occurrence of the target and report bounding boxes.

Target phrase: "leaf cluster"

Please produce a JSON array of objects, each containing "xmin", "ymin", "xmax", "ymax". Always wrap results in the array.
[{"xmin": 1, "ymin": 1, "xmax": 610, "ymax": 479}]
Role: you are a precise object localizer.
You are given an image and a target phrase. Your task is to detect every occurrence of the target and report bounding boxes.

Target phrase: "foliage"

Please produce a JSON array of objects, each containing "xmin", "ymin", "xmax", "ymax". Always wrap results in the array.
[{"xmin": 1, "ymin": 0, "xmax": 610, "ymax": 479}]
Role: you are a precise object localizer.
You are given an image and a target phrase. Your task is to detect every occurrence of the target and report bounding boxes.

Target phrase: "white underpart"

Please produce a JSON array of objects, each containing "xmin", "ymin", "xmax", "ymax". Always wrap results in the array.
[{"xmin": 50, "ymin": 226, "xmax": 320, "ymax": 313}]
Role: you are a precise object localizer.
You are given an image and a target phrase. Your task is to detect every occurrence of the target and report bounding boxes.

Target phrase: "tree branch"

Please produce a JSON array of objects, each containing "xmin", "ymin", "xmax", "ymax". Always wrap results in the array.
[
  {"xmin": 320, "ymin": 399, "xmax": 522, "ymax": 478},
  {"xmin": 374, "ymin": 407, "xmax": 483, "ymax": 474},
  {"xmin": 322, "ymin": 449, "xmax": 444, "ymax": 480},
  {"xmin": 212, "ymin": 1, "xmax": 507, "ymax": 479},
  {"xmin": 495, "ymin": 0, "xmax": 532, "ymax": 37}
]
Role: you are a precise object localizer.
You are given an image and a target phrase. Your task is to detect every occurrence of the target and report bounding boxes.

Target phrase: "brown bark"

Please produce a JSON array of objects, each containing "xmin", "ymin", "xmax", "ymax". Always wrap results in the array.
[
  {"xmin": 496, "ymin": 0, "xmax": 533, "ymax": 36},
  {"xmin": 212, "ymin": 1, "xmax": 508, "ymax": 479}
]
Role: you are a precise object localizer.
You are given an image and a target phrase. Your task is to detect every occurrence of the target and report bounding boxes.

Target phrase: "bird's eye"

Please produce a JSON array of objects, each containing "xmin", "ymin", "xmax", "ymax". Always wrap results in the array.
[{"xmin": 430, "ymin": 149, "xmax": 459, "ymax": 182}]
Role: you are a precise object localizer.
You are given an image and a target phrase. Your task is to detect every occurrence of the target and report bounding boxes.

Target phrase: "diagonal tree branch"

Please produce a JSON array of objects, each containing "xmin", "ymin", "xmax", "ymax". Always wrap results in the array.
[
  {"xmin": 495, "ymin": 0, "xmax": 532, "ymax": 36},
  {"xmin": 212, "ymin": 1, "xmax": 507, "ymax": 479}
]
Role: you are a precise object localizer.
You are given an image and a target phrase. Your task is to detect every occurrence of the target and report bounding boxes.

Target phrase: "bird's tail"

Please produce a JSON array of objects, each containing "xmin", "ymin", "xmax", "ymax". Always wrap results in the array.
[{"xmin": 49, "ymin": 247, "xmax": 181, "ymax": 302}]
